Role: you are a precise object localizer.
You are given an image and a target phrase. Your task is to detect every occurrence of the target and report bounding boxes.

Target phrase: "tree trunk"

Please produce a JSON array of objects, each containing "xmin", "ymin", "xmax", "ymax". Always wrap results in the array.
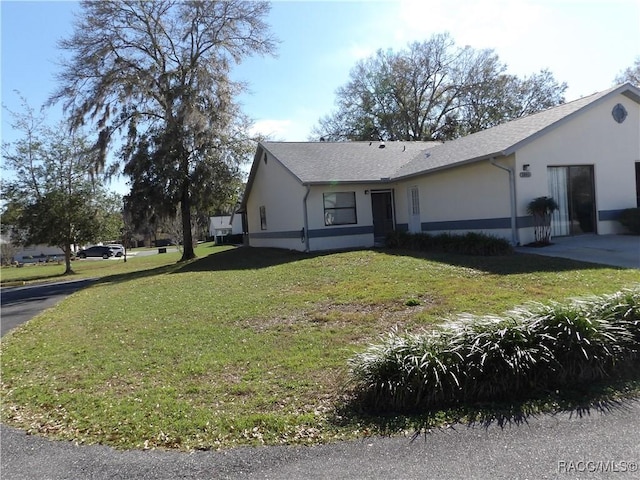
[
  {"xmin": 179, "ymin": 181, "xmax": 196, "ymax": 262},
  {"xmin": 64, "ymin": 243, "xmax": 74, "ymax": 275}
]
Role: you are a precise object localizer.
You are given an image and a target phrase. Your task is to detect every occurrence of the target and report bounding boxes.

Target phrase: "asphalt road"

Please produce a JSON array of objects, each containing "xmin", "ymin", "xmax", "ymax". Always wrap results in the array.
[
  {"xmin": 0, "ymin": 278, "xmax": 96, "ymax": 337},
  {"xmin": 2, "ymin": 402, "xmax": 639, "ymax": 480},
  {"xmin": 1, "ymin": 267, "xmax": 639, "ymax": 479}
]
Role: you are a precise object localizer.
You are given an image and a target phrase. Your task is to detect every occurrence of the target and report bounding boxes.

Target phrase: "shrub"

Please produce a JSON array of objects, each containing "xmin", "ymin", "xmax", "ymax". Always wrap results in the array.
[
  {"xmin": 385, "ymin": 231, "xmax": 513, "ymax": 256},
  {"xmin": 349, "ymin": 288, "xmax": 640, "ymax": 413},
  {"xmin": 526, "ymin": 196, "xmax": 559, "ymax": 245},
  {"xmin": 618, "ymin": 208, "xmax": 640, "ymax": 234},
  {"xmin": 385, "ymin": 231, "xmax": 411, "ymax": 249}
]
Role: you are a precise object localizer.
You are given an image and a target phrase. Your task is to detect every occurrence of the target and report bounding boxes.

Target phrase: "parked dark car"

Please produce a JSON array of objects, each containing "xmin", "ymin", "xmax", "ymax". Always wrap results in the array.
[{"xmin": 76, "ymin": 246, "xmax": 114, "ymax": 259}]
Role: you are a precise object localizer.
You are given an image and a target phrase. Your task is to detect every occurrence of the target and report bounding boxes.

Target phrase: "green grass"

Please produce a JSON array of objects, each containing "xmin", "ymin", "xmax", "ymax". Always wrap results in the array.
[
  {"xmin": 1, "ymin": 244, "xmax": 639, "ymax": 450},
  {"xmin": 0, "ymin": 246, "xmax": 192, "ymax": 285}
]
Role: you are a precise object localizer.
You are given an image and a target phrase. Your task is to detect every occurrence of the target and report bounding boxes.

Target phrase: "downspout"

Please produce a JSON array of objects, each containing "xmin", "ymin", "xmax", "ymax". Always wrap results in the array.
[
  {"xmin": 490, "ymin": 157, "xmax": 519, "ymax": 246},
  {"xmin": 302, "ymin": 185, "xmax": 311, "ymax": 252}
]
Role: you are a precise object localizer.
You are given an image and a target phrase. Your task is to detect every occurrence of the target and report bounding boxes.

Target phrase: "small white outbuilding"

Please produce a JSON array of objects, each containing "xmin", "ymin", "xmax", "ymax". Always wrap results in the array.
[{"xmin": 209, "ymin": 215, "xmax": 243, "ymax": 243}]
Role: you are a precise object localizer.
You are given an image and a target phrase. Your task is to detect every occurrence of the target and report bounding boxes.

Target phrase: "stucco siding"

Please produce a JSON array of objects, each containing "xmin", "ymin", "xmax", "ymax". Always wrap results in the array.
[
  {"xmin": 308, "ymin": 229, "xmax": 373, "ymax": 251},
  {"xmin": 516, "ymin": 93, "xmax": 640, "ymax": 240},
  {"xmin": 305, "ymin": 184, "xmax": 377, "ymax": 251},
  {"xmin": 246, "ymin": 150, "xmax": 307, "ymax": 250},
  {"xmin": 248, "ymin": 171, "xmax": 381, "ymax": 251},
  {"xmin": 397, "ymin": 160, "xmax": 512, "ymax": 236}
]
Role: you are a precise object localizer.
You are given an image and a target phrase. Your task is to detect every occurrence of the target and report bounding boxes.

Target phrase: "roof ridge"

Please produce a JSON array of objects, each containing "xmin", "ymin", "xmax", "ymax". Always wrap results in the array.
[
  {"xmin": 391, "ymin": 83, "xmax": 639, "ymax": 180},
  {"xmin": 466, "ymin": 85, "xmax": 614, "ymax": 133}
]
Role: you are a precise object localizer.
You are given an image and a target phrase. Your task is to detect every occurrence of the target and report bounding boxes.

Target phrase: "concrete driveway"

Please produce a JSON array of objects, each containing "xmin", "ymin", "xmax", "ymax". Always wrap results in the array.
[{"xmin": 516, "ymin": 234, "xmax": 639, "ymax": 269}]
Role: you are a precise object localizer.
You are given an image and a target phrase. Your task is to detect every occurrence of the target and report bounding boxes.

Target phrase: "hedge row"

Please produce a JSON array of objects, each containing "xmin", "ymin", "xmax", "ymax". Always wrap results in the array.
[
  {"xmin": 385, "ymin": 231, "xmax": 513, "ymax": 256},
  {"xmin": 349, "ymin": 288, "xmax": 640, "ymax": 413}
]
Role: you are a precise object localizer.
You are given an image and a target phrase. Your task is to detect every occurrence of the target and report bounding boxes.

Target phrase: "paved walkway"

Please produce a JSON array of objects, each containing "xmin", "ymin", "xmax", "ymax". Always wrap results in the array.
[{"xmin": 516, "ymin": 234, "xmax": 639, "ymax": 269}]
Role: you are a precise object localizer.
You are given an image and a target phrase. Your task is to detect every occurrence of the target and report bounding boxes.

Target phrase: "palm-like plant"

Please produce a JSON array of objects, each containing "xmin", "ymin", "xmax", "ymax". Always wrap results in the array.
[{"xmin": 527, "ymin": 196, "xmax": 559, "ymax": 245}]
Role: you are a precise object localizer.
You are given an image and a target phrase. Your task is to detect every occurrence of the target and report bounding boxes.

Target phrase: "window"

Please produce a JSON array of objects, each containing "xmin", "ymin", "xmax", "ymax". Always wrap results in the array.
[
  {"xmin": 323, "ymin": 192, "xmax": 357, "ymax": 225},
  {"xmin": 259, "ymin": 205, "xmax": 267, "ymax": 230},
  {"xmin": 410, "ymin": 187, "xmax": 420, "ymax": 216},
  {"xmin": 408, "ymin": 186, "xmax": 421, "ymax": 233}
]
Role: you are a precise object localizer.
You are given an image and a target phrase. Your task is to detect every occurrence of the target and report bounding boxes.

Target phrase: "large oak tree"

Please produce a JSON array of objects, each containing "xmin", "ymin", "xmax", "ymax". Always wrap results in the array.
[
  {"xmin": 51, "ymin": 0, "xmax": 276, "ymax": 261},
  {"xmin": 615, "ymin": 57, "xmax": 640, "ymax": 86},
  {"xmin": 314, "ymin": 33, "xmax": 567, "ymax": 142}
]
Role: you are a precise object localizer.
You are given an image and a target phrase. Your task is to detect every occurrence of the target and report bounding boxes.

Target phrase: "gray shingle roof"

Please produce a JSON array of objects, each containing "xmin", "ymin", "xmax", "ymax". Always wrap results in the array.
[
  {"xmin": 248, "ymin": 83, "xmax": 640, "ymax": 192},
  {"xmin": 261, "ymin": 141, "xmax": 440, "ymax": 183},
  {"xmin": 394, "ymin": 83, "xmax": 640, "ymax": 179}
]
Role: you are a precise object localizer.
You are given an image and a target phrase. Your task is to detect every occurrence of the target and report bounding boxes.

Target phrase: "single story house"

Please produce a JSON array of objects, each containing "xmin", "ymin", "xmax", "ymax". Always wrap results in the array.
[
  {"xmin": 240, "ymin": 83, "xmax": 640, "ymax": 252},
  {"xmin": 13, "ymin": 244, "xmax": 65, "ymax": 263},
  {"xmin": 209, "ymin": 215, "xmax": 243, "ymax": 242}
]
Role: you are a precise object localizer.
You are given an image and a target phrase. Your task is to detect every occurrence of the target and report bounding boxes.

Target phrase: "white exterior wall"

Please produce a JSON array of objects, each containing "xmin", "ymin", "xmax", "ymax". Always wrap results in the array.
[
  {"xmin": 209, "ymin": 215, "xmax": 243, "ymax": 236},
  {"xmin": 245, "ymin": 151, "xmax": 384, "ymax": 252},
  {"xmin": 396, "ymin": 159, "xmax": 513, "ymax": 240},
  {"xmin": 209, "ymin": 216, "xmax": 232, "ymax": 236},
  {"xmin": 305, "ymin": 184, "xmax": 378, "ymax": 251},
  {"xmin": 515, "ymin": 93, "xmax": 640, "ymax": 243},
  {"xmin": 230, "ymin": 215, "xmax": 243, "ymax": 235},
  {"xmin": 246, "ymin": 150, "xmax": 307, "ymax": 251}
]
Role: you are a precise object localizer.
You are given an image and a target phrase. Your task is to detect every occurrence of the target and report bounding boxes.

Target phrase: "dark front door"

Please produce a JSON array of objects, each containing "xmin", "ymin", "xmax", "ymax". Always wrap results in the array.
[{"xmin": 371, "ymin": 190, "xmax": 395, "ymax": 243}]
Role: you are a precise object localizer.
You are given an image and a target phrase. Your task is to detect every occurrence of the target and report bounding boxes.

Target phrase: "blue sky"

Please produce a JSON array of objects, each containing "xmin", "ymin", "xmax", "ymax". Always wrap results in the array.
[{"xmin": 2, "ymin": 0, "xmax": 639, "ymax": 191}]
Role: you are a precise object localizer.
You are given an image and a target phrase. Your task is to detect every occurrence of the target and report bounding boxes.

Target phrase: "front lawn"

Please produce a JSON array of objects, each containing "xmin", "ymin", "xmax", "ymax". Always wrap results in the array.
[{"xmin": 1, "ymin": 245, "xmax": 638, "ymax": 450}]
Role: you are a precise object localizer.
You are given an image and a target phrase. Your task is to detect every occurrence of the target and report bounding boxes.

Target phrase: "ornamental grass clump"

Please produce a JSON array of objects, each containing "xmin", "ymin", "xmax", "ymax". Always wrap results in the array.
[
  {"xmin": 452, "ymin": 315, "xmax": 548, "ymax": 403},
  {"xmin": 348, "ymin": 329, "xmax": 466, "ymax": 411},
  {"xmin": 349, "ymin": 288, "xmax": 640, "ymax": 413},
  {"xmin": 526, "ymin": 302, "xmax": 634, "ymax": 386}
]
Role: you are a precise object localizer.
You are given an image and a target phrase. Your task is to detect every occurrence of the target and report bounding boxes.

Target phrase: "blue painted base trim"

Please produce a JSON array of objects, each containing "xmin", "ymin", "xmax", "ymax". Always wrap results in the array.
[
  {"xmin": 598, "ymin": 209, "xmax": 624, "ymax": 221},
  {"xmin": 422, "ymin": 217, "xmax": 535, "ymax": 231},
  {"xmin": 250, "ymin": 211, "xmax": 625, "ymax": 245},
  {"xmin": 516, "ymin": 216, "xmax": 535, "ymax": 228},
  {"xmin": 251, "ymin": 225, "xmax": 374, "ymax": 241},
  {"xmin": 250, "ymin": 230, "xmax": 302, "ymax": 239},
  {"xmin": 308, "ymin": 225, "xmax": 373, "ymax": 238}
]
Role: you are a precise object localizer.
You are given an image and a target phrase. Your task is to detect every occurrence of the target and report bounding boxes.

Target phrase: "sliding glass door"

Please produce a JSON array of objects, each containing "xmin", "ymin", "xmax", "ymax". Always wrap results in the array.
[
  {"xmin": 547, "ymin": 166, "xmax": 596, "ymax": 236},
  {"xmin": 548, "ymin": 167, "xmax": 570, "ymax": 236}
]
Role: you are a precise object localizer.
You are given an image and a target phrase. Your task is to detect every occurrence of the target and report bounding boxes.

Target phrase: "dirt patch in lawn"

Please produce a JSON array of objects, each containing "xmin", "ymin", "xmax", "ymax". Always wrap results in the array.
[{"xmin": 240, "ymin": 296, "xmax": 441, "ymax": 335}]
